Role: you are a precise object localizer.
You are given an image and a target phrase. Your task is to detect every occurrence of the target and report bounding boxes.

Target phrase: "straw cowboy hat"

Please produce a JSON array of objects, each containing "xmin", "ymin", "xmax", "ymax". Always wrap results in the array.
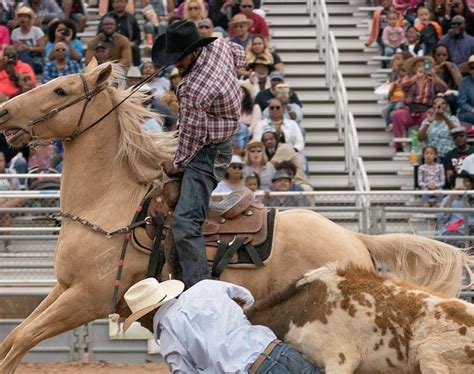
[
  {"xmin": 15, "ymin": 6, "xmax": 35, "ymax": 19},
  {"xmin": 152, "ymin": 20, "xmax": 216, "ymax": 66},
  {"xmin": 229, "ymin": 14, "xmax": 253, "ymax": 27},
  {"xmin": 123, "ymin": 278, "xmax": 184, "ymax": 332},
  {"xmin": 404, "ymin": 56, "xmax": 435, "ymax": 75},
  {"xmin": 126, "ymin": 66, "xmax": 143, "ymax": 79},
  {"xmin": 246, "ymin": 138, "xmax": 265, "ymax": 150},
  {"xmin": 459, "ymin": 55, "xmax": 474, "ymax": 74}
]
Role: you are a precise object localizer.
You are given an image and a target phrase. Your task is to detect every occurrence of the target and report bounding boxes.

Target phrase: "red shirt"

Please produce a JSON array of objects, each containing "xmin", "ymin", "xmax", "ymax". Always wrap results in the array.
[
  {"xmin": 0, "ymin": 61, "xmax": 37, "ymax": 98},
  {"xmin": 229, "ymin": 12, "xmax": 270, "ymax": 40}
]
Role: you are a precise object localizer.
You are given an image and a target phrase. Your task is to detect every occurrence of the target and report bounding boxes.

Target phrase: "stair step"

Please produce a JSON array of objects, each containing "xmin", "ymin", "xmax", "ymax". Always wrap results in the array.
[
  {"xmin": 305, "ymin": 145, "xmax": 394, "ymax": 158},
  {"xmin": 309, "ymin": 160, "xmax": 412, "ymax": 174},
  {"xmin": 305, "ymin": 132, "xmax": 392, "ymax": 144},
  {"xmin": 285, "ymin": 76, "xmax": 379, "ymax": 89}
]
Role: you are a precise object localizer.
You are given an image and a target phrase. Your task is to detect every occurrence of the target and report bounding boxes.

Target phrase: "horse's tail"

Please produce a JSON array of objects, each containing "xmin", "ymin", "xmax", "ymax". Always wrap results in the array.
[{"xmin": 356, "ymin": 233, "xmax": 472, "ymax": 297}]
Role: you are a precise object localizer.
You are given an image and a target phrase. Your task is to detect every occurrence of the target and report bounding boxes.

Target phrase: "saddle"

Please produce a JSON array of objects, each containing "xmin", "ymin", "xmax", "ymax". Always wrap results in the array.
[{"xmin": 131, "ymin": 187, "xmax": 276, "ymax": 276}]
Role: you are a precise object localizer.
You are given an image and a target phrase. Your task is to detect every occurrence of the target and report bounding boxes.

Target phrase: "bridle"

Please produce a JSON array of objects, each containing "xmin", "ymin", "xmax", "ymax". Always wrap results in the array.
[{"xmin": 25, "ymin": 66, "xmax": 167, "ymax": 146}]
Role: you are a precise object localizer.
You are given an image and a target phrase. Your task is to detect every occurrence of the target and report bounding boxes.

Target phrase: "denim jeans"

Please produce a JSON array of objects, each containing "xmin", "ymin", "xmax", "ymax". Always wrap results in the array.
[
  {"xmin": 459, "ymin": 111, "xmax": 474, "ymax": 126},
  {"xmin": 171, "ymin": 139, "xmax": 233, "ymax": 289},
  {"xmin": 382, "ymin": 101, "xmax": 403, "ymax": 125},
  {"xmin": 255, "ymin": 342, "xmax": 320, "ymax": 374}
]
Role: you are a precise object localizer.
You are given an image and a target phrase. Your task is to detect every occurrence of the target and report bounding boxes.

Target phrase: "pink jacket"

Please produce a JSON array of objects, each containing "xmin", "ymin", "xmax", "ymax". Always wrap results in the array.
[{"xmin": 366, "ymin": 7, "xmax": 404, "ymax": 46}]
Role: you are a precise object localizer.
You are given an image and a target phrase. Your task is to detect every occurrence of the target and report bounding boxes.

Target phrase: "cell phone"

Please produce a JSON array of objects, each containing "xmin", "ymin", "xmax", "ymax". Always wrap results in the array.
[{"xmin": 424, "ymin": 60, "xmax": 432, "ymax": 71}]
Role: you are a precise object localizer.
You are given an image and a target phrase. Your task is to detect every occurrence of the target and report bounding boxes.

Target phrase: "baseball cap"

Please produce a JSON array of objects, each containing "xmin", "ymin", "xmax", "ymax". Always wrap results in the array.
[
  {"xmin": 270, "ymin": 71, "xmax": 284, "ymax": 81},
  {"xmin": 272, "ymin": 169, "xmax": 292, "ymax": 182},
  {"xmin": 94, "ymin": 41, "xmax": 108, "ymax": 50},
  {"xmin": 450, "ymin": 126, "xmax": 467, "ymax": 136}
]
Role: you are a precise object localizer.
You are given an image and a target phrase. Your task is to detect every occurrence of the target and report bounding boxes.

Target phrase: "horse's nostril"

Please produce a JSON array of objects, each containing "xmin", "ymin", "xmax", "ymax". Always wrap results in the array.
[{"xmin": 0, "ymin": 108, "xmax": 9, "ymax": 124}]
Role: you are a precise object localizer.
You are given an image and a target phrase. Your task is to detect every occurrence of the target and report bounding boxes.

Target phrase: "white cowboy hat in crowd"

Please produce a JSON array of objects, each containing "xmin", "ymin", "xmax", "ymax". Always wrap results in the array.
[{"xmin": 123, "ymin": 278, "xmax": 184, "ymax": 332}]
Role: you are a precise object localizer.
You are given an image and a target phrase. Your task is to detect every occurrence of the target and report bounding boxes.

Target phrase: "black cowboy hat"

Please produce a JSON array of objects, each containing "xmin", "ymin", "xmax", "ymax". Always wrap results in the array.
[{"xmin": 152, "ymin": 21, "xmax": 216, "ymax": 66}]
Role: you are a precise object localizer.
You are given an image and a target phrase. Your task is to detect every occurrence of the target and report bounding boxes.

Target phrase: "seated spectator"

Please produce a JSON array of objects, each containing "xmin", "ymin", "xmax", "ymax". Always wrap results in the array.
[
  {"xmin": 418, "ymin": 95, "xmax": 458, "ymax": 163},
  {"xmin": 254, "ymin": 71, "xmax": 301, "ymax": 111},
  {"xmin": 28, "ymin": 144, "xmax": 59, "ymax": 170},
  {"xmin": 444, "ymin": 126, "xmax": 474, "ymax": 185},
  {"xmin": 125, "ymin": 65, "xmax": 141, "ymax": 86},
  {"xmin": 382, "ymin": 11, "xmax": 406, "ymax": 58},
  {"xmin": 11, "ymin": 7, "xmax": 46, "ymax": 74},
  {"xmin": 61, "ymin": 0, "xmax": 87, "ymax": 32},
  {"xmin": 98, "ymin": 0, "xmax": 134, "ymax": 17},
  {"xmin": 253, "ymin": 98, "xmax": 304, "ymax": 153},
  {"xmin": 415, "ymin": 6, "xmax": 442, "ymax": 55},
  {"xmin": 418, "ymin": 146, "xmax": 445, "ymax": 207},
  {"xmin": 235, "ymin": 81, "xmax": 261, "ymax": 154},
  {"xmin": 434, "ymin": 44, "xmax": 462, "ymax": 114},
  {"xmin": 23, "ymin": 0, "xmax": 64, "ymax": 31},
  {"xmin": 45, "ymin": 19, "xmax": 83, "ymax": 62},
  {"xmin": 365, "ymin": 0, "xmax": 401, "ymax": 49},
  {"xmin": 197, "ymin": 18, "xmax": 221, "ymax": 39},
  {"xmin": 92, "ymin": 41, "xmax": 110, "ymax": 65},
  {"xmin": 229, "ymin": 14, "xmax": 253, "ymax": 48},
  {"xmin": 85, "ymin": 16, "xmax": 132, "ymax": 68},
  {"xmin": 403, "ymin": 26, "xmax": 425, "ymax": 56},
  {"xmin": 182, "ymin": 0, "xmax": 207, "ymax": 26},
  {"xmin": 244, "ymin": 172, "xmax": 260, "ymax": 194},
  {"xmin": 245, "ymin": 35, "xmax": 284, "ymax": 74},
  {"xmin": 42, "ymin": 41, "xmax": 82, "ymax": 83},
  {"xmin": 391, "ymin": 56, "xmax": 447, "ymax": 151},
  {"xmin": 430, "ymin": 0, "xmax": 448, "ymax": 25},
  {"xmin": 242, "ymin": 139, "xmax": 275, "ymax": 190},
  {"xmin": 441, "ymin": 0, "xmax": 474, "ymax": 36},
  {"xmin": 261, "ymin": 130, "xmax": 312, "ymax": 191},
  {"xmin": 141, "ymin": 61, "xmax": 170, "ymax": 100},
  {"xmin": 262, "ymin": 83, "xmax": 303, "ymax": 125},
  {"xmin": 99, "ymin": 0, "xmax": 141, "ymax": 66},
  {"xmin": 458, "ymin": 55, "xmax": 474, "ymax": 125},
  {"xmin": 245, "ymin": 55, "xmax": 273, "ymax": 93},
  {"xmin": 382, "ymin": 52, "xmax": 406, "ymax": 130},
  {"xmin": 160, "ymin": 67, "xmax": 180, "ymax": 114},
  {"xmin": 142, "ymin": 0, "xmax": 174, "ymax": 46},
  {"xmin": 0, "ymin": 151, "xmax": 22, "ymax": 253},
  {"xmin": 0, "ymin": 46, "xmax": 37, "ymax": 98},
  {"xmin": 439, "ymin": 15, "xmax": 474, "ymax": 66},
  {"xmin": 263, "ymin": 169, "xmax": 309, "ymax": 207},
  {"xmin": 0, "ymin": 2, "xmax": 14, "ymax": 31},
  {"xmin": 400, "ymin": 0, "xmax": 423, "ymax": 23},
  {"xmin": 0, "ymin": 21, "xmax": 10, "ymax": 56},
  {"xmin": 229, "ymin": 0, "xmax": 268, "ymax": 40},
  {"xmin": 437, "ymin": 170, "xmax": 474, "ymax": 237},
  {"xmin": 213, "ymin": 155, "xmax": 245, "ymax": 193}
]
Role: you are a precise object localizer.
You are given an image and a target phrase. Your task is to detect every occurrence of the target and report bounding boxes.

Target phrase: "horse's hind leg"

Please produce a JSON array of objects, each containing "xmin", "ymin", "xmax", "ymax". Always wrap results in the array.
[
  {"xmin": 0, "ymin": 285, "xmax": 61, "ymax": 361},
  {"xmin": 0, "ymin": 287, "xmax": 98, "ymax": 374}
]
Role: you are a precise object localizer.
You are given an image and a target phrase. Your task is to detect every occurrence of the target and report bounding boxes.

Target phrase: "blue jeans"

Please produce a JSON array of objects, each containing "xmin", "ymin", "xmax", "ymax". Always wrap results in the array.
[
  {"xmin": 459, "ymin": 111, "xmax": 474, "ymax": 126},
  {"xmin": 382, "ymin": 101, "xmax": 403, "ymax": 125},
  {"xmin": 171, "ymin": 139, "xmax": 233, "ymax": 289},
  {"xmin": 255, "ymin": 342, "xmax": 320, "ymax": 374}
]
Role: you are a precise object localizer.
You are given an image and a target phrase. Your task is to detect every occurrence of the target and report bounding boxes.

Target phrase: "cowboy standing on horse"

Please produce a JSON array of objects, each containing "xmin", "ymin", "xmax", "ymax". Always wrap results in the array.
[
  {"xmin": 123, "ymin": 278, "xmax": 321, "ymax": 373},
  {"xmin": 152, "ymin": 21, "xmax": 245, "ymax": 289}
]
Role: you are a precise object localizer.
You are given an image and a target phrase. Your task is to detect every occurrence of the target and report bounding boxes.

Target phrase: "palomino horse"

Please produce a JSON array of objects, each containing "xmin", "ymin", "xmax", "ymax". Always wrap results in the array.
[{"xmin": 0, "ymin": 62, "xmax": 469, "ymax": 373}]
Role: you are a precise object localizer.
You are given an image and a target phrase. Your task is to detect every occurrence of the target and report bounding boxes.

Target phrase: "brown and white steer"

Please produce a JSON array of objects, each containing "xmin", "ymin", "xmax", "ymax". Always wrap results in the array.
[{"xmin": 245, "ymin": 262, "xmax": 474, "ymax": 374}]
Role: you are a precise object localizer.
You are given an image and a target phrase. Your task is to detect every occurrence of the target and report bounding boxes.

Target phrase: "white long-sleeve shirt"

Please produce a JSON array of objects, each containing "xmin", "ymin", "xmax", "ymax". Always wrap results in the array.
[
  {"xmin": 153, "ymin": 280, "xmax": 276, "ymax": 374},
  {"xmin": 253, "ymin": 118, "xmax": 305, "ymax": 152}
]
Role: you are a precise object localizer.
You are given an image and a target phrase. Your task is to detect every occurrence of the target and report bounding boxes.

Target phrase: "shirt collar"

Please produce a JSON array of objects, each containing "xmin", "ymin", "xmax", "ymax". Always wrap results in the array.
[{"xmin": 153, "ymin": 298, "xmax": 177, "ymax": 339}]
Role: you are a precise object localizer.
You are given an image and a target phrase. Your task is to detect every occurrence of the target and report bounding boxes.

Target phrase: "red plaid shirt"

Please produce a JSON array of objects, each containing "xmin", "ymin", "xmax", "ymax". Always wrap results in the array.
[{"xmin": 174, "ymin": 39, "xmax": 245, "ymax": 168}]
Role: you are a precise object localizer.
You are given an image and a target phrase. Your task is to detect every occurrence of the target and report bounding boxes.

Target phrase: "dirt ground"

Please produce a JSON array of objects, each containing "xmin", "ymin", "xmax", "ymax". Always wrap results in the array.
[{"xmin": 16, "ymin": 362, "xmax": 171, "ymax": 373}]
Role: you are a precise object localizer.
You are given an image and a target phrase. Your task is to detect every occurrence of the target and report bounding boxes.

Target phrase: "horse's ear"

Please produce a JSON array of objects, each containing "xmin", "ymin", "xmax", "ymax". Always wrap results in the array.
[
  {"xmin": 89, "ymin": 63, "xmax": 112, "ymax": 87},
  {"xmin": 85, "ymin": 57, "xmax": 98, "ymax": 73}
]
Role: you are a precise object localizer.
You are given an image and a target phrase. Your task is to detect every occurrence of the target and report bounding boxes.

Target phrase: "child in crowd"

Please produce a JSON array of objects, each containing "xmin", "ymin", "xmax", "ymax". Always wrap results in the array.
[
  {"xmin": 417, "ymin": 146, "xmax": 445, "ymax": 207},
  {"xmin": 382, "ymin": 12, "xmax": 406, "ymax": 58},
  {"xmin": 365, "ymin": 0, "xmax": 401, "ymax": 49},
  {"xmin": 383, "ymin": 52, "xmax": 406, "ymax": 130},
  {"xmin": 404, "ymin": 26, "xmax": 425, "ymax": 56},
  {"xmin": 415, "ymin": 6, "xmax": 443, "ymax": 54},
  {"xmin": 245, "ymin": 173, "xmax": 260, "ymax": 193}
]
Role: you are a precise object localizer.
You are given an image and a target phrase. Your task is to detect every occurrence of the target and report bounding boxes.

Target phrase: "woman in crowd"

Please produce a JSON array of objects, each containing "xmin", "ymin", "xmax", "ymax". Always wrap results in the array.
[
  {"xmin": 434, "ymin": 45, "xmax": 462, "ymax": 115},
  {"xmin": 458, "ymin": 55, "xmax": 474, "ymax": 125},
  {"xmin": 45, "ymin": 19, "xmax": 83, "ymax": 62},
  {"xmin": 235, "ymin": 81, "xmax": 261, "ymax": 155},
  {"xmin": 141, "ymin": 61, "xmax": 170, "ymax": 100},
  {"xmin": 11, "ymin": 7, "xmax": 45, "ymax": 74},
  {"xmin": 245, "ymin": 35, "xmax": 284, "ymax": 74},
  {"xmin": 183, "ymin": 0, "xmax": 207, "ymax": 26},
  {"xmin": 243, "ymin": 139, "xmax": 275, "ymax": 191},
  {"xmin": 253, "ymin": 98, "xmax": 305, "ymax": 153},
  {"xmin": 160, "ymin": 67, "xmax": 180, "ymax": 114},
  {"xmin": 418, "ymin": 95, "xmax": 459, "ymax": 163},
  {"xmin": 213, "ymin": 155, "xmax": 246, "ymax": 193},
  {"xmin": 441, "ymin": 0, "xmax": 474, "ymax": 36}
]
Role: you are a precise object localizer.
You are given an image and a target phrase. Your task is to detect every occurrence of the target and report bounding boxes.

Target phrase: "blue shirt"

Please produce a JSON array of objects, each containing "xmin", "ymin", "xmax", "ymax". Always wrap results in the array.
[
  {"xmin": 458, "ymin": 76, "xmax": 474, "ymax": 114},
  {"xmin": 153, "ymin": 280, "xmax": 276, "ymax": 374},
  {"xmin": 45, "ymin": 39, "xmax": 84, "ymax": 61},
  {"xmin": 42, "ymin": 59, "xmax": 83, "ymax": 83},
  {"xmin": 439, "ymin": 33, "xmax": 474, "ymax": 66}
]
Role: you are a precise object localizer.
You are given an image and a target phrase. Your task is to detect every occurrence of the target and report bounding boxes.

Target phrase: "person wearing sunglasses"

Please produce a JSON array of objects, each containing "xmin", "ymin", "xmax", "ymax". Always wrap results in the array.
[
  {"xmin": 183, "ymin": 0, "xmax": 206, "ymax": 26},
  {"xmin": 443, "ymin": 126, "xmax": 474, "ymax": 186},
  {"xmin": 213, "ymin": 154, "xmax": 246, "ymax": 193},
  {"xmin": 0, "ymin": 46, "xmax": 37, "ymax": 98},
  {"xmin": 243, "ymin": 139, "xmax": 275, "ymax": 190},
  {"xmin": 227, "ymin": 0, "xmax": 269, "ymax": 40},
  {"xmin": 42, "ymin": 41, "xmax": 82, "ymax": 83},
  {"xmin": 439, "ymin": 15, "xmax": 474, "ymax": 65},
  {"xmin": 442, "ymin": 0, "xmax": 474, "ymax": 36},
  {"xmin": 458, "ymin": 55, "xmax": 474, "ymax": 125}
]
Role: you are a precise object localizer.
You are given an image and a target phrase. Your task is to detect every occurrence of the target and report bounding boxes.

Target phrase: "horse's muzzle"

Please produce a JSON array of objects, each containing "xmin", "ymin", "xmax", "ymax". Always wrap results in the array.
[{"xmin": 0, "ymin": 108, "xmax": 9, "ymax": 124}]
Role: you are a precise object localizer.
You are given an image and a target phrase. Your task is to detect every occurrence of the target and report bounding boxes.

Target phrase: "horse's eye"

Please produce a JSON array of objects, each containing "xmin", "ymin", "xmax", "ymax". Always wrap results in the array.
[{"xmin": 54, "ymin": 88, "xmax": 67, "ymax": 96}]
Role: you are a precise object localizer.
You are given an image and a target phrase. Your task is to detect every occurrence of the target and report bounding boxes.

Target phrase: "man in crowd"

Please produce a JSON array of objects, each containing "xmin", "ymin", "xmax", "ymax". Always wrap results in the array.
[
  {"xmin": 99, "ymin": 0, "xmax": 141, "ymax": 66},
  {"xmin": 197, "ymin": 18, "xmax": 215, "ymax": 38},
  {"xmin": 0, "ymin": 46, "xmax": 36, "ymax": 98},
  {"xmin": 439, "ymin": 15, "xmax": 474, "ymax": 65},
  {"xmin": 92, "ymin": 41, "xmax": 111, "ymax": 65},
  {"xmin": 153, "ymin": 21, "xmax": 245, "ymax": 289},
  {"xmin": 231, "ymin": 0, "xmax": 269, "ymax": 40},
  {"xmin": 42, "ymin": 41, "xmax": 82, "ymax": 83},
  {"xmin": 23, "ymin": 0, "xmax": 64, "ymax": 30},
  {"xmin": 85, "ymin": 16, "xmax": 132, "ymax": 67},
  {"xmin": 229, "ymin": 13, "xmax": 253, "ymax": 48},
  {"xmin": 458, "ymin": 55, "xmax": 474, "ymax": 125},
  {"xmin": 255, "ymin": 71, "xmax": 302, "ymax": 111},
  {"xmin": 123, "ymin": 278, "xmax": 320, "ymax": 373},
  {"xmin": 444, "ymin": 126, "xmax": 474, "ymax": 186},
  {"xmin": 263, "ymin": 169, "xmax": 309, "ymax": 207}
]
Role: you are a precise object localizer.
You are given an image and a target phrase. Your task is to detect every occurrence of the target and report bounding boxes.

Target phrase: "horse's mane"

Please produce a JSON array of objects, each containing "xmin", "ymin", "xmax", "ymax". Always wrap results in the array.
[{"xmin": 107, "ymin": 65, "xmax": 177, "ymax": 184}]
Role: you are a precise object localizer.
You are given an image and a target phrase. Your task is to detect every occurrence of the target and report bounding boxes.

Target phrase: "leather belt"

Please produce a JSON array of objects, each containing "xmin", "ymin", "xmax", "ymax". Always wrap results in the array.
[{"xmin": 248, "ymin": 339, "xmax": 282, "ymax": 374}]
